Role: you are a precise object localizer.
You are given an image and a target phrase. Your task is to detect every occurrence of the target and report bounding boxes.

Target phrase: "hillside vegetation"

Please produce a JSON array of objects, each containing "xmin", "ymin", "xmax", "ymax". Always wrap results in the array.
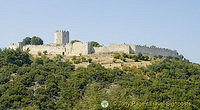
[{"xmin": 0, "ymin": 49, "xmax": 199, "ymax": 109}]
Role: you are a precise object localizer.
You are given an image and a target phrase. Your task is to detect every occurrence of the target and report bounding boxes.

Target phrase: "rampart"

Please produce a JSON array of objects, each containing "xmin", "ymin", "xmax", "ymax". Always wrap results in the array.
[
  {"xmin": 9, "ymin": 42, "xmax": 180, "ymax": 58},
  {"xmin": 13, "ymin": 42, "xmax": 92, "ymax": 56},
  {"xmin": 134, "ymin": 45, "xmax": 180, "ymax": 58},
  {"xmin": 93, "ymin": 44, "xmax": 130, "ymax": 54}
]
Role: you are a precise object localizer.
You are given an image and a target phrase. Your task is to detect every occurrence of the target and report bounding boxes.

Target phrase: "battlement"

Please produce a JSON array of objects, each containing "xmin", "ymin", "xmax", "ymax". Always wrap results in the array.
[
  {"xmin": 9, "ymin": 30, "xmax": 181, "ymax": 58},
  {"xmin": 54, "ymin": 30, "xmax": 69, "ymax": 45},
  {"xmin": 55, "ymin": 30, "xmax": 69, "ymax": 33}
]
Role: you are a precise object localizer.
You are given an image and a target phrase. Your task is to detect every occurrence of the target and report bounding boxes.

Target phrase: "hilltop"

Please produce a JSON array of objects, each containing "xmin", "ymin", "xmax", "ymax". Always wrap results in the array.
[{"xmin": 0, "ymin": 48, "xmax": 199, "ymax": 109}]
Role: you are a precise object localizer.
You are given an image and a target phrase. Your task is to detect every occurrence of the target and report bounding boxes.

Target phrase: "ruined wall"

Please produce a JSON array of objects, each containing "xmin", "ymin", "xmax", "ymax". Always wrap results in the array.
[
  {"xmin": 93, "ymin": 44, "xmax": 131, "ymax": 54},
  {"xmin": 134, "ymin": 45, "xmax": 180, "ymax": 58},
  {"xmin": 9, "ymin": 43, "xmax": 19, "ymax": 50},
  {"xmin": 66, "ymin": 42, "xmax": 91, "ymax": 55},
  {"xmin": 23, "ymin": 45, "xmax": 66, "ymax": 55},
  {"xmin": 9, "ymin": 42, "xmax": 23, "ymax": 50},
  {"xmin": 9, "ymin": 41, "xmax": 180, "ymax": 58}
]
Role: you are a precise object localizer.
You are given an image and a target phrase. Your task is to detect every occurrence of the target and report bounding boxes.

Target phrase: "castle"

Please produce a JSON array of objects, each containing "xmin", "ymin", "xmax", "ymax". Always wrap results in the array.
[{"xmin": 9, "ymin": 30, "xmax": 180, "ymax": 58}]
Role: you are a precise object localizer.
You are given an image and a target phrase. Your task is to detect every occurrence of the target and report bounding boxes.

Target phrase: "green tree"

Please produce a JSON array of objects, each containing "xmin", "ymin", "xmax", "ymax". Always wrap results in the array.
[
  {"xmin": 22, "ymin": 37, "xmax": 31, "ymax": 45},
  {"xmin": 113, "ymin": 53, "xmax": 121, "ymax": 59},
  {"xmin": 31, "ymin": 36, "xmax": 43, "ymax": 45},
  {"xmin": 88, "ymin": 58, "xmax": 92, "ymax": 63},
  {"xmin": 70, "ymin": 40, "xmax": 81, "ymax": 44},
  {"xmin": 43, "ymin": 50, "xmax": 48, "ymax": 55},
  {"xmin": 90, "ymin": 41, "xmax": 102, "ymax": 47}
]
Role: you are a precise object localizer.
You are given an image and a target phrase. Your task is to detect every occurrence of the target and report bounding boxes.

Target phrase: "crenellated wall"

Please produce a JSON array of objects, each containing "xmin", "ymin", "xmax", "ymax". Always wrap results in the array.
[
  {"xmin": 134, "ymin": 45, "xmax": 180, "ymax": 58},
  {"xmin": 19, "ymin": 42, "xmax": 91, "ymax": 56},
  {"xmin": 23, "ymin": 45, "xmax": 66, "ymax": 55},
  {"xmin": 65, "ymin": 42, "xmax": 92, "ymax": 55},
  {"xmin": 9, "ymin": 42, "xmax": 180, "ymax": 58},
  {"xmin": 93, "ymin": 44, "xmax": 131, "ymax": 54}
]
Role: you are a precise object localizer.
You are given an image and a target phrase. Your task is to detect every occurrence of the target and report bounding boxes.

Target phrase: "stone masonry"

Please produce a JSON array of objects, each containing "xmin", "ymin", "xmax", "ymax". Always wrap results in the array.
[{"xmin": 9, "ymin": 30, "xmax": 181, "ymax": 58}]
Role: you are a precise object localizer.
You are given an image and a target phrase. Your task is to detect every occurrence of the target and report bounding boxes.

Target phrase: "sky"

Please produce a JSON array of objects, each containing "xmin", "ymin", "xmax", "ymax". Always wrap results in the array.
[{"xmin": 0, "ymin": 0, "xmax": 199, "ymax": 64}]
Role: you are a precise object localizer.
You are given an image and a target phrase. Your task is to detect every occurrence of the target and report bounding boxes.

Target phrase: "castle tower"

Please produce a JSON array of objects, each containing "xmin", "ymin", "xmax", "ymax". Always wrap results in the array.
[{"xmin": 54, "ymin": 30, "xmax": 69, "ymax": 45}]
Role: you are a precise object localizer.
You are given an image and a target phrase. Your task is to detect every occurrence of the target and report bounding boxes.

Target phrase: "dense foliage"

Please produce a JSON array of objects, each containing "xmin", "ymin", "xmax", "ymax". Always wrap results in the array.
[
  {"xmin": 90, "ymin": 41, "xmax": 102, "ymax": 47},
  {"xmin": 22, "ymin": 36, "xmax": 43, "ymax": 45},
  {"xmin": 22, "ymin": 37, "xmax": 31, "ymax": 45},
  {"xmin": 0, "ymin": 49, "xmax": 199, "ymax": 109},
  {"xmin": 70, "ymin": 40, "xmax": 81, "ymax": 44}
]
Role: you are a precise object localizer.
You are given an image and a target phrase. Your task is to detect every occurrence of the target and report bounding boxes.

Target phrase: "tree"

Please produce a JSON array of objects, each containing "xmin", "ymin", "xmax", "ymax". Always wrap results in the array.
[
  {"xmin": 150, "ymin": 45, "xmax": 156, "ymax": 48},
  {"xmin": 158, "ymin": 55, "xmax": 163, "ymax": 59},
  {"xmin": 70, "ymin": 40, "xmax": 81, "ymax": 44},
  {"xmin": 113, "ymin": 53, "xmax": 121, "ymax": 59},
  {"xmin": 22, "ymin": 37, "xmax": 31, "ymax": 45},
  {"xmin": 88, "ymin": 58, "xmax": 92, "ymax": 63},
  {"xmin": 90, "ymin": 41, "xmax": 102, "ymax": 47},
  {"xmin": 35, "ymin": 58, "xmax": 43, "ymax": 65},
  {"xmin": 43, "ymin": 50, "xmax": 48, "ymax": 55},
  {"xmin": 38, "ymin": 51, "xmax": 42, "ymax": 56},
  {"xmin": 31, "ymin": 36, "xmax": 43, "ymax": 45},
  {"xmin": 144, "ymin": 55, "xmax": 149, "ymax": 61}
]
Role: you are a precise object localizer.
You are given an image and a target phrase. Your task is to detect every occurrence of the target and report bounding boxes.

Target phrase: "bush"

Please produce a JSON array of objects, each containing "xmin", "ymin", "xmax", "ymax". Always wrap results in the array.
[
  {"xmin": 35, "ymin": 58, "xmax": 43, "ymax": 65},
  {"xmin": 70, "ymin": 40, "xmax": 81, "ymax": 44},
  {"xmin": 88, "ymin": 58, "xmax": 92, "ymax": 63},
  {"xmin": 137, "ymin": 52, "xmax": 143, "ymax": 59},
  {"xmin": 144, "ymin": 55, "xmax": 149, "ymax": 61},
  {"xmin": 43, "ymin": 50, "xmax": 48, "ymax": 55},
  {"xmin": 38, "ymin": 52, "xmax": 42, "ymax": 56},
  {"xmin": 72, "ymin": 56, "xmax": 77, "ymax": 61},
  {"xmin": 113, "ymin": 53, "xmax": 121, "ymax": 59},
  {"xmin": 81, "ymin": 57, "xmax": 87, "ymax": 62},
  {"xmin": 122, "ymin": 58, "xmax": 126, "ymax": 62},
  {"xmin": 89, "ymin": 41, "xmax": 102, "ymax": 47},
  {"xmin": 133, "ymin": 55, "xmax": 139, "ymax": 62},
  {"xmin": 113, "ymin": 59, "xmax": 117, "ymax": 63},
  {"xmin": 31, "ymin": 36, "xmax": 43, "ymax": 45},
  {"xmin": 74, "ymin": 59, "xmax": 81, "ymax": 64},
  {"xmin": 127, "ymin": 54, "xmax": 133, "ymax": 59},
  {"xmin": 122, "ymin": 53, "xmax": 128, "ymax": 58}
]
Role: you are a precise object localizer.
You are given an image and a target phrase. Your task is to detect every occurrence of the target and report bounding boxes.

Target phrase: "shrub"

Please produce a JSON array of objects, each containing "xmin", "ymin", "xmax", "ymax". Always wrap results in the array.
[
  {"xmin": 133, "ymin": 55, "xmax": 139, "ymax": 62},
  {"xmin": 113, "ymin": 58, "xmax": 117, "ymax": 63},
  {"xmin": 122, "ymin": 58, "xmax": 126, "ymax": 62},
  {"xmin": 38, "ymin": 51, "xmax": 42, "ymax": 56},
  {"xmin": 122, "ymin": 53, "xmax": 128, "ymax": 58},
  {"xmin": 81, "ymin": 57, "xmax": 87, "ymax": 62},
  {"xmin": 72, "ymin": 56, "xmax": 77, "ymax": 61},
  {"xmin": 158, "ymin": 55, "xmax": 163, "ymax": 59},
  {"xmin": 113, "ymin": 53, "xmax": 121, "ymax": 59},
  {"xmin": 73, "ymin": 59, "xmax": 81, "ymax": 64},
  {"xmin": 35, "ymin": 58, "xmax": 43, "ymax": 65},
  {"xmin": 88, "ymin": 58, "xmax": 92, "ymax": 63},
  {"xmin": 127, "ymin": 54, "xmax": 133, "ymax": 59},
  {"xmin": 43, "ymin": 50, "xmax": 48, "ymax": 55},
  {"xmin": 144, "ymin": 55, "xmax": 149, "ymax": 61}
]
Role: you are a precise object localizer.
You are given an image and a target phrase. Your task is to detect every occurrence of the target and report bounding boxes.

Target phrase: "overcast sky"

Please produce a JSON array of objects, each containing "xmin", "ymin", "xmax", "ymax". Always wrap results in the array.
[{"xmin": 0, "ymin": 0, "xmax": 199, "ymax": 64}]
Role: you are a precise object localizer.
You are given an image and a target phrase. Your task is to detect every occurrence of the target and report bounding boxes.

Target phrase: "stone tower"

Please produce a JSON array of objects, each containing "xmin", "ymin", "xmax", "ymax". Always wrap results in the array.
[{"xmin": 54, "ymin": 30, "xmax": 69, "ymax": 45}]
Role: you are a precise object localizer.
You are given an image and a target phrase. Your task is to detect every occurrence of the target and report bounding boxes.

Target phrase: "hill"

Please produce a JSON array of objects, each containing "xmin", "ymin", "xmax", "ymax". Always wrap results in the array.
[{"xmin": 0, "ymin": 49, "xmax": 199, "ymax": 109}]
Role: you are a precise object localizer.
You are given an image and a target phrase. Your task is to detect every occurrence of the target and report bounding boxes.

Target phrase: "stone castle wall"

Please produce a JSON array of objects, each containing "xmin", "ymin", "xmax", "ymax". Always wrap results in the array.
[
  {"xmin": 65, "ymin": 42, "xmax": 92, "ymax": 55},
  {"xmin": 134, "ymin": 45, "xmax": 180, "ymax": 58},
  {"xmin": 93, "ymin": 44, "xmax": 130, "ymax": 54},
  {"xmin": 9, "ymin": 42, "xmax": 180, "ymax": 58},
  {"xmin": 21, "ymin": 42, "xmax": 91, "ymax": 56},
  {"xmin": 23, "ymin": 45, "xmax": 66, "ymax": 55},
  {"xmin": 9, "ymin": 30, "xmax": 181, "ymax": 58}
]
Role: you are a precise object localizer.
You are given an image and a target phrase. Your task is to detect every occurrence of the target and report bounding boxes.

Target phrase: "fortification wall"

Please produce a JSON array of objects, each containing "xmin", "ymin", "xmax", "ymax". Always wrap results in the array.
[
  {"xmin": 23, "ymin": 45, "xmax": 66, "ymax": 55},
  {"xmin": 93, "ymin": 44, "xmax": 130, "ymax": 54},
  {"xmin": 9, "ymin": 44, "xmax": 19, "ymax": 50},
  {"xmin": 135, "ymin": 45, "xmax": 180, "ymax": 58},
  {"xmin": 65, "ymin": 42, "xmax": 91, "ymax": 55}
]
